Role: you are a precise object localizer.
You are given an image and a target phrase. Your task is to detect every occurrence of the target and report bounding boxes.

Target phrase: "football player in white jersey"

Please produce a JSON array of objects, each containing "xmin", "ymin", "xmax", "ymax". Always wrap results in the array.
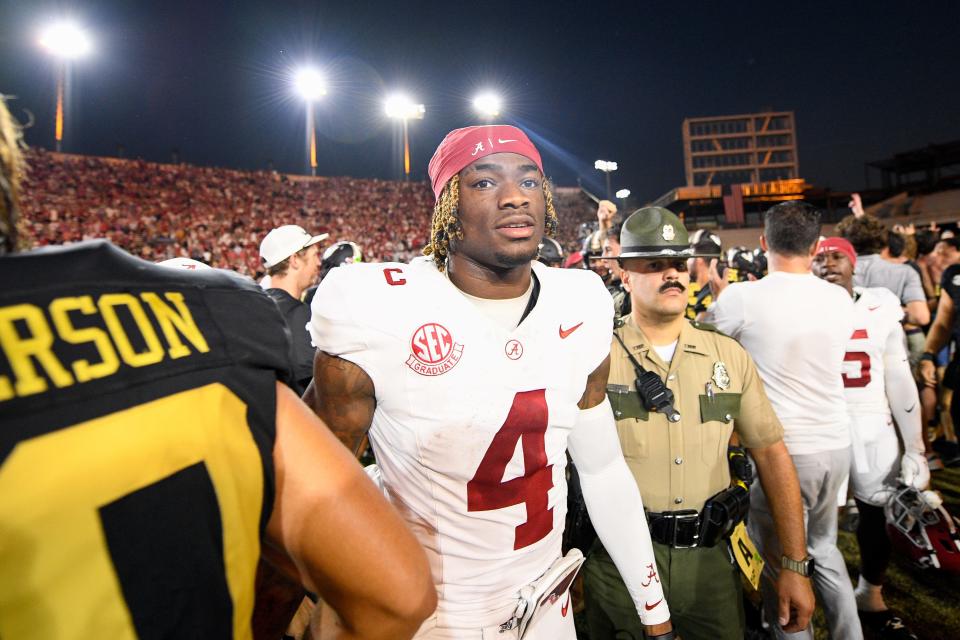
[
  {"xmin": 813, "ymin": 237, "xmax": 928, "ymax": 640},
  {"xmin": 306, "ymin": 125, "xmax": 676, "ymax": 639}
]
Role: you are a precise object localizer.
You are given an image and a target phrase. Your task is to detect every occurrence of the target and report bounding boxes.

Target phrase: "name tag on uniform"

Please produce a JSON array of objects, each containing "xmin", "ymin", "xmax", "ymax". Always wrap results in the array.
[{"xmin": 729, "ymin": 522, "xmax": 764, "ymax": 590}]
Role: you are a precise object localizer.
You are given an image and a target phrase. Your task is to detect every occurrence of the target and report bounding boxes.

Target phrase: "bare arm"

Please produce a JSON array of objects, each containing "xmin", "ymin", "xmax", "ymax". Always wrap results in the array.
[
  {"xmin": 749, "ymin": 441, "xmax": 814, "ymax": 633},
  {"xmin": 596, "ymin": 200, "xmax": 617, "ymax": 235},
  {"xmin": 921, "ymin": 291, "xmax": 954, "ymax": 387},
  {"xmin": 904, "ymin": 299, "xmax": 931, "ymax": 326},
  {"xmin": 254, "ymin": 348, "xmax": 376, "ymax": 637},
  {"xmin": 305, "ymin": 350, "xmax": 377, "ymax": 455},
  {"xmin": 918, "ymin": 259, "xmax": 937, "ymax": 307},
  {"xmin": 923, "ymin": 290, "xmax": 954, "ymax": 355},
  {"xmin": 267, "ymin": 382, "xmax": 435, "ymax": 640},
  {"xmin": 706, "ymin": 258, "xmax": 730, "ymax": 299},
  {"xmin": 577, "ymin": 354, "xmax": 610, "ymax": 409}
]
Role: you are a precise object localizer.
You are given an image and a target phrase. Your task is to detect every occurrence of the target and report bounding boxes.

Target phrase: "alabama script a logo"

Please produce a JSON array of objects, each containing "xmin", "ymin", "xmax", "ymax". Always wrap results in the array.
[{"xmin": 406, "ymin": 322, "xmax": 464, "ymax": 376}]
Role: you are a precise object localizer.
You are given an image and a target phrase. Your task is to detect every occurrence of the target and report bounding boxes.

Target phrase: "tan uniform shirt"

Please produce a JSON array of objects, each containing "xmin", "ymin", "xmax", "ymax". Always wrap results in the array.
[{"xmin": 607, "ymin": 315, "xmax": 783, "ymax": 513}]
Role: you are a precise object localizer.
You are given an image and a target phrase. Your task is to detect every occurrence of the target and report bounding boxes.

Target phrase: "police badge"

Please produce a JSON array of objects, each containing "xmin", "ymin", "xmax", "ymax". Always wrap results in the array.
[
  {"xmin": 712, "ymin": 361, "xmax": 731, "ymax": 390},
  {"xmin": 661, "ymin": 224, "xmax": 675, "ymax": 241}
]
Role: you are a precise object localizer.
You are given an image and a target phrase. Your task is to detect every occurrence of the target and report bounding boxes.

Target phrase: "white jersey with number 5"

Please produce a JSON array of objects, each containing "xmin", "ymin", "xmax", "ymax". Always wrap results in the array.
[
  {"xmin": 842, "ymin": 286, "xmax": 905, "ymax": 414},
  {"xmin": 309, "ymin": 257, "xmax": 613, "ymax": 628}
]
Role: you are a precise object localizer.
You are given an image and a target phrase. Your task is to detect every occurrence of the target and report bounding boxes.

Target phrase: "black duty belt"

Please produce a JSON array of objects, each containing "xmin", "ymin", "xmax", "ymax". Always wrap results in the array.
[
  {"xmin": 647, "ymin": 510, "xmax": 705, "ymax": 548},
  {"xmin": 647, "ymin": 484, "xmax": 750, "ymax": 549}
]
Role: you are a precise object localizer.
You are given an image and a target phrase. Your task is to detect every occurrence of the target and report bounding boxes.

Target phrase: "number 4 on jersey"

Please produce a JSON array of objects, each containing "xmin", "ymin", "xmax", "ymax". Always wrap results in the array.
[{"xmin": 466, "ymin": 389, "xmax": 554, "ymax": 550}]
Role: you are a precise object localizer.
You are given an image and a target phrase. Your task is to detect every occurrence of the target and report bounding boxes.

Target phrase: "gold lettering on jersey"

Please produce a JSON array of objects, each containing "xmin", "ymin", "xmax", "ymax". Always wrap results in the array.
[
  {"xmin": 98, "ymin": 293, "xmax": 165, "ymax": 367},
  {"xmin": 0, "ymin": 291, "xmax": 211, "ymax": 401},
  {"xmin": 140, "ymin": 292, "xmax": 210, "ymax": 359},
  {"xmin": 0, "ymin": 304, "xmax": 75, "ymax": 400},
  {"xmin": 49, "ymin": 297, "xmax": 121, "ymax": 382}
]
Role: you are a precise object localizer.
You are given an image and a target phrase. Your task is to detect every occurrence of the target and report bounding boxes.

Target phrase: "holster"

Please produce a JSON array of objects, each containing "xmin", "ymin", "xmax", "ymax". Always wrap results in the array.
[{"xmin": 699, "ymin": 485, "xmax": 750, "ymax": 547}]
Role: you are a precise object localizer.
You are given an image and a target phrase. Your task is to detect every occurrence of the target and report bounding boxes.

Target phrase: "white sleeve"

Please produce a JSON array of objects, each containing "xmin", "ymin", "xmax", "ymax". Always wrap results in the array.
[
  {"xmin": 567, "ymin": 397, "xmax": 670, "ymax": 625},
  {"xmin": 575, "ymin": 269, "xmax": 616, "ymax": 374},
  {"xmin": 704, "ymin": 283, "xmax": 743, "ymax": 339},
  {"xmin": 883, "ymin": 323, "xmax": 922, "ymax": 456}
]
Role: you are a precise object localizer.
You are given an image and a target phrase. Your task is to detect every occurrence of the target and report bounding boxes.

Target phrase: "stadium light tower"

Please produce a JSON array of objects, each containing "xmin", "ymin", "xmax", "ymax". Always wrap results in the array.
[
  {"xmin": 294, "ymin": 67, "xmax": 326, "ymax": 176},
  {"xmin": 616, "ymin": 188, "xmax": 630, "ymax": 211},
  {"xmin": 594, "ymin": 159, "xmax": 618, "ymax": 200},
  {"xmin": 38, "ymin": 20, "xmax": 93, "ymax": 152},
  {"xmin": 472, "ymin": 92, "xmax": 502, "ymax": 120},
  {"xmin": 385, "ymin": 94, "xmax": 425, "ymax": 180}
]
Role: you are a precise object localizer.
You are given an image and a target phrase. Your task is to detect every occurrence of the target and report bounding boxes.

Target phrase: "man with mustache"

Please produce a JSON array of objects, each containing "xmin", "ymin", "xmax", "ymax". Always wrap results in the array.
[{"xmin": 583, "ymin": 207, "xmax": 812, "ymax": 640}]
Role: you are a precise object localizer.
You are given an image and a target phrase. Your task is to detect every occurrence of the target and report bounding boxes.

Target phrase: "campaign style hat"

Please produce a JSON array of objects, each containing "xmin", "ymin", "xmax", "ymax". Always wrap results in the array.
[
  {"xmin": 605, "ymin": 207, "xmax": 716, "ymax": 259},
  {"xmin": 259, "ymin": 225, "xmax": 329, "ymax": 268}
]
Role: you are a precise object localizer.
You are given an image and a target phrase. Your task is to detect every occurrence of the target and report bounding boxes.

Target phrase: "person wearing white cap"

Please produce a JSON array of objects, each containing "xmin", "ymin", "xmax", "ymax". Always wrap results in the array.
[{"xmin": 260, "ymin": 225, "xmax": 328, "ymax": 394}]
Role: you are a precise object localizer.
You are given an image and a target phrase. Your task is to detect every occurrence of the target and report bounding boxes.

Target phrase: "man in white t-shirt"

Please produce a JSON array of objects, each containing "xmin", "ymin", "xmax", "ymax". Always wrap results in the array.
[
  {"xmin": 306, "ymin": 125, "xmax": 676, "ymax": 639},
  {"xmin": 707, "ymin": 201, "xmax": 862, "ymax": 640}
]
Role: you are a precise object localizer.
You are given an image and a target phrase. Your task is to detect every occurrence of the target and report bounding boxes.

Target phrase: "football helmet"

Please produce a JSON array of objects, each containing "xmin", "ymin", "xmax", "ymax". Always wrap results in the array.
[
  {"xmin": 689, "ymin": 228, "xmax": 722, "ymax": 258},
  {"xmin": 320, "ymin": 241, "xmax": 362, "ymax": 280},
  {"xmin": 885, "ymin": 486, "xmax": 960, "ymax": 572},
  {"xmin": 537, "ymin": 237, "xmax": 564, "ymax": 267},
  {"xmin": 729, "ymin": 247, "xmax": 766, "ymax": 281},
  {"xmin": 751, "ymin": 247, "xmax": 768, "ymax": 276}
]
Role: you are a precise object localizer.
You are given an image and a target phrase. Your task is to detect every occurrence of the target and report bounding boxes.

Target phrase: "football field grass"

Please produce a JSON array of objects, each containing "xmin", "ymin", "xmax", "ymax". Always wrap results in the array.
[{"xmin": 820, "ymin": 464, "xmax": 960, "ymax": 640}]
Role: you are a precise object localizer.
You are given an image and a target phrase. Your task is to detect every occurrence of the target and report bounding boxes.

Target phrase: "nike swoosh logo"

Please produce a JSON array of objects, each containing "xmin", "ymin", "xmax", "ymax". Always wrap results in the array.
[
  {"xmin": 868, "ymin": 306, "xmax": 880, "ymax": 311},
  {"xmin": 559, "ymin": 322, "xmax": 584, "ymax": 339},
  {"xmin": 560, "ymin": 594, "xmax": 570, "ymax": 617},
  {"xmin": 905, "ymin": 403, "xmax": 916, "ymax": 413},
  {"xmin": 498, "ymin": 138, "xmax": 518, "ymax": 143},
  {"xmin": 645, "ymin": 599, "xmax": 663, "ymax": 611}
]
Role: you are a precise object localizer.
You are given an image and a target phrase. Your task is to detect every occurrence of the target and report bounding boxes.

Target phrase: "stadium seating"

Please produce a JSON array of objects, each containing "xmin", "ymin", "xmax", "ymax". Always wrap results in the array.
[{"xmin": 21, "ymin": 149, "xmax": 597, "ymax": 277}]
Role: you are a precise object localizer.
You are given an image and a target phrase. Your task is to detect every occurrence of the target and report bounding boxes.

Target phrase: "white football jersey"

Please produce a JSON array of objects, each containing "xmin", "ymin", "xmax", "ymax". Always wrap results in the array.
[
  {"xmin": 309, "ymin": 258, "xmax": 613, "ymax": 626},
  {"xmin": 841, "ymin": 286, "xmax": 905, "ymax": 414}
]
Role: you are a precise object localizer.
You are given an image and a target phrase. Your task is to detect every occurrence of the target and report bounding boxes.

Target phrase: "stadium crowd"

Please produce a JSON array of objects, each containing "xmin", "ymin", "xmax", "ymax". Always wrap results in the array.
[{"xmin": 19, "ymin": 148, "xmax": 596, "ymax": 276}]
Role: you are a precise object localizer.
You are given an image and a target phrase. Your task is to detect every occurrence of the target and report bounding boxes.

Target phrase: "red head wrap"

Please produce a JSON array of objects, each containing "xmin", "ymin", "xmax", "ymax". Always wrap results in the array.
[
  {"xmin": 427, "ymin": 125, "xmax": 543, "ymax": 200},
  {"xmin": 816, "ymin": 236, "xmax": 857, "ymax": 267}
]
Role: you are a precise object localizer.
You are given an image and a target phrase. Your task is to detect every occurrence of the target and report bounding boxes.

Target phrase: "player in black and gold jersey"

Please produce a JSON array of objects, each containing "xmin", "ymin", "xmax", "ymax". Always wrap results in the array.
[{"xmin": 0, "ymin": 96, "xmax": 435, "ymax": 640}]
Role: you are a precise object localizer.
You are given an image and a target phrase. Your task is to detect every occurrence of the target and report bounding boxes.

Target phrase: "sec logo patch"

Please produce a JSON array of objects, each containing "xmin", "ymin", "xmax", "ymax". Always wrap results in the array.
[{"xmin": 406, "ymin": 323, "xmax": 464, "ymax": 376}]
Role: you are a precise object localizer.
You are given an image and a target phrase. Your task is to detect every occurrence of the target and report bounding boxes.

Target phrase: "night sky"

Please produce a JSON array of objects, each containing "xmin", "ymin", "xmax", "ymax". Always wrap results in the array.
[{"xmin": 1, "ymin": 1, "xmax": 958, "ymax": 202}]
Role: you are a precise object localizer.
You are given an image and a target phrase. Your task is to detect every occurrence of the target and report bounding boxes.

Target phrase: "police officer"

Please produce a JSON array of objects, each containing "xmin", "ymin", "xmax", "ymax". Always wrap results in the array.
[{"xmin": 582, "ymin": 207, "xmax": 814, "ymax": 640}]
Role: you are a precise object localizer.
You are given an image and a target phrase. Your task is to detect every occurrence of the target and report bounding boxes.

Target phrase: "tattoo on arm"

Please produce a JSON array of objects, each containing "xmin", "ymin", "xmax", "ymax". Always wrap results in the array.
[
  {"xmin": 310, "ymin": 350, "xmax": 377, "ymax": 456},
  {"xmin": 578, "ymin": 355, "xmax": 611, "ymax": 410}
]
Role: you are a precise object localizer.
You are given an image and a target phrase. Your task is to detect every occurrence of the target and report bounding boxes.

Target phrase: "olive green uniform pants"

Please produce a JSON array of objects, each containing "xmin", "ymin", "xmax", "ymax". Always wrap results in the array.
[{"xmin": 582, "ymin": 539, "xmax": 744, "ymax": 640}]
